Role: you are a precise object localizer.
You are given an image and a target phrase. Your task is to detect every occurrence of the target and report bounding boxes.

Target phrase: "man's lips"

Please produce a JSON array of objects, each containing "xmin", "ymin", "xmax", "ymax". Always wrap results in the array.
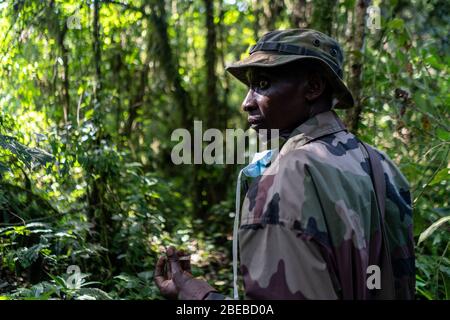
[{"xmin": 247, "ymin": 115, "xmax": 263, "ymax": 125}]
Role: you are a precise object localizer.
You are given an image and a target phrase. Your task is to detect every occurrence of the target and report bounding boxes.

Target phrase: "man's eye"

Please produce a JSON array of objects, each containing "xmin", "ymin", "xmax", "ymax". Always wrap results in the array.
[{"xmin": 258, "ymin": 80, "xmax": 269, "ymax": 90}]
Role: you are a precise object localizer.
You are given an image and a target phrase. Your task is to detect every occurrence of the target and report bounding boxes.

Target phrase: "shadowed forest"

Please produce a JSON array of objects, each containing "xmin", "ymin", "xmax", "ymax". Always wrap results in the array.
[{"xmin": 0, "ymin": 0, "xmax": 448, "ymax": 300}]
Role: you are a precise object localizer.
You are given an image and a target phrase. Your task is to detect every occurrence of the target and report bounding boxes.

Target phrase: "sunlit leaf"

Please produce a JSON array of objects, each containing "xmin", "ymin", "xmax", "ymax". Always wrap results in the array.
[{"xmin": 418, "ymin": 216, "xmax": 450, "ymax": 245}]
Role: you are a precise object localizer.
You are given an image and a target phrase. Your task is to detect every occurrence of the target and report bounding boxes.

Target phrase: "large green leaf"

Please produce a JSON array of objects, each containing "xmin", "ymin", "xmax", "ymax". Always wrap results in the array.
[{"xmin": 418, "ymin": 216, "xmax": 450, "ymax": 245}]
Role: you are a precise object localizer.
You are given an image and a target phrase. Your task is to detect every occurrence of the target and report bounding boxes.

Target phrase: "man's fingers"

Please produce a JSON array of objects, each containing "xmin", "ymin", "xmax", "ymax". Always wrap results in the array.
[
  {"xmin": 180, "ymin": 262, "xmax": 191, "ymax": 272},
  {"xmin": 178, "ymin": 250, "xmax": 191, "ymax": 273},
  {"xmin": 154, "ymin": 256, "xmax": 167, "ymax": 287},
  {"xmin": 155, "ymin": 274, "xmax": 166, "ymax": 288},
  {"xmin": 167, "ymin": 246, "xmax": 182, "ymax": 275},
  {"xmin": 155, "ymin": 256, "xmax": 167, "ymax": 277}
]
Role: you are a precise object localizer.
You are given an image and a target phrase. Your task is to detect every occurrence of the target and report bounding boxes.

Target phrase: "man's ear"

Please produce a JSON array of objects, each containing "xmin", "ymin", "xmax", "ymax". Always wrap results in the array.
[{"xmin": 304, "ymin": 72, "xmax": 327, "ymax": 102}]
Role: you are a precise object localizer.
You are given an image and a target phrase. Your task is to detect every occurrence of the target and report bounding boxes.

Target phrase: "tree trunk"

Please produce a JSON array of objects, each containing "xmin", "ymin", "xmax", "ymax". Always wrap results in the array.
[
  {"xmin": 88, "ymin": 0, "xmax": 115, "ymax": 275},
  {"xmin": 204, "ymin": 0, "xmax": 219, "ymax": 129},
  {"xmin": 267, "ymin": 0, "xmax": 285, "ymax": 32},
  {"xmin": 218, "ymin": 0, "xmax": 230, "ymax": 122},
  {"xmin": 310, "ymin": 0, "xmax": 337, "ymax": 34},
  {"xmin": 288, "ymin": 0, "xmax": 308, "ymax": 28},
  {"xmin": 253, "ymin": 0, "xmax": 284, "ymax": 34},
  {"xmin": 345, "ymin": 0, "xmax": 370, "ymax": 133},
  {"xmin": 58, "ymin": 24, "xmax": 70, "ymax": 125},
  {"xmin": 93, "ymin": 0, "xmax": 102, "ymax": 95},
  {"xmin": 148, "ymin": 0, "xmax": 193, "ymax": 130},
  {"xmin": 125, "ymin": 25, "xmax": 150, "ymax": 140},
  {"xmin": 196, "ymin": 0, "xmax": 231, "ymax": 220},
  {"xmin": 49, "ymin": 0, "xmax": 70, "ymax": 125}
]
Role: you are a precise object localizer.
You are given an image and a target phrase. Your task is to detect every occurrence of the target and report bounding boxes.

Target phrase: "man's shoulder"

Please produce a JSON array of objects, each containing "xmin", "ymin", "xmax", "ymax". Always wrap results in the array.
[
  {"xmin": 277, "ymin": 130, "xmax": 368, "ymax": 178},
  {"xmin": 364, "ymin": 143, "xmax": 411, "ymax": 191},
  {"xmin": 280, "ymin": 130, "xmax": 409, "ymax": 188}
]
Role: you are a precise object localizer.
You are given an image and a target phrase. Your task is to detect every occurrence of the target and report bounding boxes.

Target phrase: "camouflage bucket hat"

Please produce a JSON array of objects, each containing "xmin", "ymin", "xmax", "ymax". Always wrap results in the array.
[{"xmin": 226, "ymin": 29, "xmax": 354, "ymax": 109}]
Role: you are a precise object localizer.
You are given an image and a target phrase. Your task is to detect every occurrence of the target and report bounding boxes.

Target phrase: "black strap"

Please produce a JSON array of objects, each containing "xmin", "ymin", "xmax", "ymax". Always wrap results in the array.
[
  {"xmin": 360, "ymin": 142, "xmax": 396, "ymax": 299},
  {"xmin": 249, "ymin": 41, "xmax": 343, "ymax": 77},
  {"xmin": 362, "ymin": 143, "xmax": 386, "ymax": 221}
]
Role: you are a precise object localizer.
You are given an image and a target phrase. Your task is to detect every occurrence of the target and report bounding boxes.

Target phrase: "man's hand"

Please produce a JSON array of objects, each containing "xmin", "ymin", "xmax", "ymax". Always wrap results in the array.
[
  {"xmin": 154, "ymin": 246, "xmax": 217, "ymax": 300},
  {"xmin": 154, "ymin": 247, "xmax": 188, "ymax": 299}
]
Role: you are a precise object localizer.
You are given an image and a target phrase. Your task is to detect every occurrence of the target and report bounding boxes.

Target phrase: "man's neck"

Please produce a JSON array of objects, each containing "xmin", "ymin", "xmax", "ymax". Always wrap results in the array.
[
  {"xmin": 309, "ymin": 99, "xmax": 333, "ymax": 118},
  {"xmin": 281, "ymin": 101, "xmax": 333, "ymax": 138}
]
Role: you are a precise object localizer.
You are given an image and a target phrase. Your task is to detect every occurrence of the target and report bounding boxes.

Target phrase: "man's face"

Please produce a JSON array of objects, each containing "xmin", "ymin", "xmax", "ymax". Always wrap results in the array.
[{"xmin": 241, "ymin": 66, "xmax": 311, "ymax": 132}]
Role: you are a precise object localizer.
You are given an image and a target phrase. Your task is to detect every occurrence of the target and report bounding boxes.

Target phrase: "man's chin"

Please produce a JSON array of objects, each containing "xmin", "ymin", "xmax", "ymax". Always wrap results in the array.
[{"xmin": 249, "ymin": 122, "xmax": 267, "ymax": 131}]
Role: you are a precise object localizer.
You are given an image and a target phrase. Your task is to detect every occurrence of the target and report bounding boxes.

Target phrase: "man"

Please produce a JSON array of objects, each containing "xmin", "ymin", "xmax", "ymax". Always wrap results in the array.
[{"xmin": 154, "ymin": 29, "xmax": 415, "ymax": 300}]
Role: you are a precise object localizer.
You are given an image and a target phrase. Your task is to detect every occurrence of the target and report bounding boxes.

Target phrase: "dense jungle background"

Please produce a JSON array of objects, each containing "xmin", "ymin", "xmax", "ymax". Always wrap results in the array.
[{"xmin": 0, "ymin": 0, "xmax": 448, "ymax": 300}]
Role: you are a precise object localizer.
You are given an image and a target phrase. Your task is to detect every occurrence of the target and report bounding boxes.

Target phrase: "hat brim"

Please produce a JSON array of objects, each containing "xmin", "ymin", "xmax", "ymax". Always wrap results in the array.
[{"xmin": 226, "ymin": 52, "xmax": 354, "ymax": 109}]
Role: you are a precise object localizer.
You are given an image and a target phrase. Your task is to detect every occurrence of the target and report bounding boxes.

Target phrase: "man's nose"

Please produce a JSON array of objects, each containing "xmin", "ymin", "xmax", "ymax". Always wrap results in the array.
[{"xmin": 242, "ymin": 90, "xmax": 257, "ymax": 112}]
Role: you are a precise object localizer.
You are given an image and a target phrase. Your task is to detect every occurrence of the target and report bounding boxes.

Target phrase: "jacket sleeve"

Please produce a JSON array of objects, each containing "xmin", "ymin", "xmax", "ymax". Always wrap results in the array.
[
  {"xmin": 202, "ymin": 224, "xmax": 340, "ymax": 300},
  {"xmin": 238, "ymin": 223, "xmax": 339, "ymax": 299},
  {"xmin": 378, "ymin": 150, "xmax": 415, "ymax": 299}
]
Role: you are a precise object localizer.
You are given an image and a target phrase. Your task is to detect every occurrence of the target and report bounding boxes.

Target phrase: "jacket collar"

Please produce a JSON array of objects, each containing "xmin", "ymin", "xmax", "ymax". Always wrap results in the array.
[{"xmin": 281, "ymin": 110, "xmax": 347, "ymax": 153}]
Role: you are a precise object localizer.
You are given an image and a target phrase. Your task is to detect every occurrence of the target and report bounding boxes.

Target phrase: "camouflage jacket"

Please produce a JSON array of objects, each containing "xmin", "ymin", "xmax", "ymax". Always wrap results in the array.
[{"xmin": 236, "ymin": 110, "xmax": 415, "ymax": 300}]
